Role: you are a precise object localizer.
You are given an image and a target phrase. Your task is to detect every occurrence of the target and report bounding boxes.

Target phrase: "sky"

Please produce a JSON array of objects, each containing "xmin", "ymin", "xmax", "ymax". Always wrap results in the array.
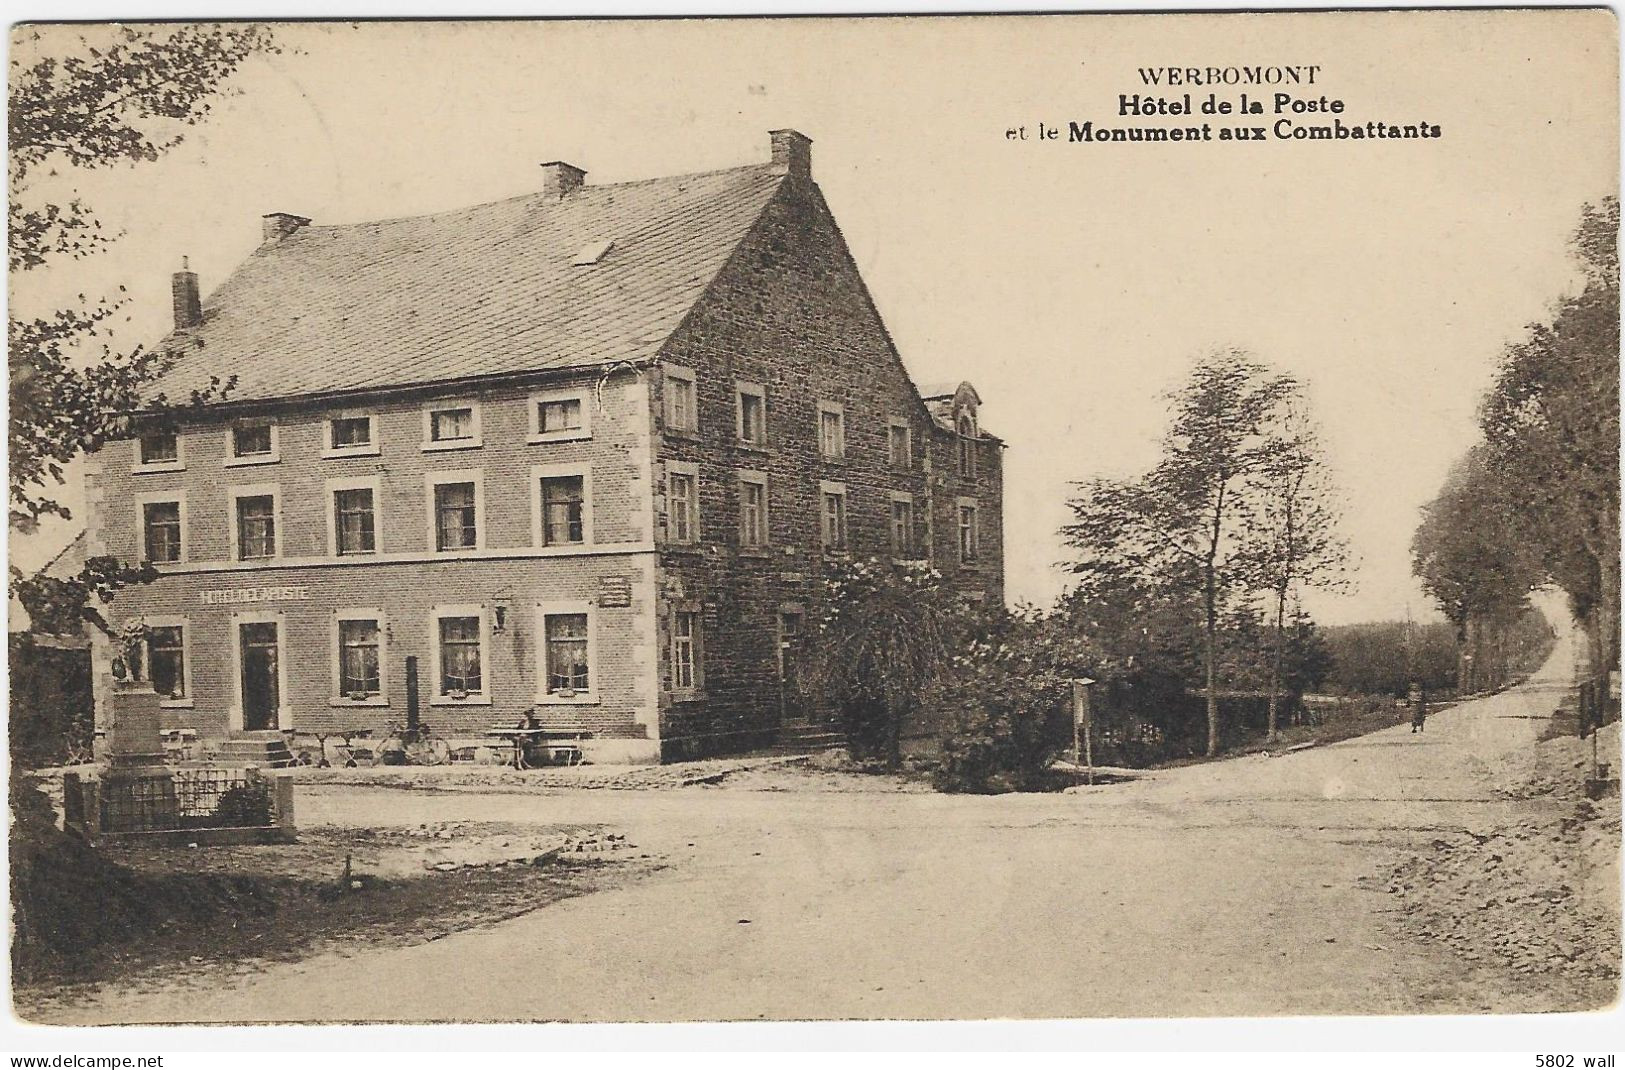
[{"xmin": 9, "ymin": 12, "xmax": 1618, "ymax": 624}]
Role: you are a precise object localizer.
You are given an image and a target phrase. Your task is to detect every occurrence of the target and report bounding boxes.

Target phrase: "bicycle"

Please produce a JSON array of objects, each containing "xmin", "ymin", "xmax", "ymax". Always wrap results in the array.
[{"xmin": 373, "ymin": 720, "xmax": 451, "ymax": 766}]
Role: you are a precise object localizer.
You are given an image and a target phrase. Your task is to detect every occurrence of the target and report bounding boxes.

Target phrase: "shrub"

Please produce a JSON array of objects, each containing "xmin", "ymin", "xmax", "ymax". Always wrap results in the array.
[
  {"xmin": 930, "ymin": 618, "xmax": 1076, "ymax": 793},
  {"xmin": 934, "ymin": 689, "xmax": 1062, "ymax": 793},
  {"xmin": 211, "ymin": 782, "xmax": 272, "ymax": 827}
]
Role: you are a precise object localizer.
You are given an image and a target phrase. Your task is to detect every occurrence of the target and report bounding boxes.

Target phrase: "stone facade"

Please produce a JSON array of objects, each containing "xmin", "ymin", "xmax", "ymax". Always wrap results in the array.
[{"xmin": 88, "ymin": 130, "xmax": 1003, "ymax": 764}]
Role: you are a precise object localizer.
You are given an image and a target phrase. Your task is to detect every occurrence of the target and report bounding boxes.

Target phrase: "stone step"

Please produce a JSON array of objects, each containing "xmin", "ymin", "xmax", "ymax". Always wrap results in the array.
[
  {"xmin": 203, "ymin": 736, "xmax": 298, "ymax": 769},
  {"xmin": 768, "ymin": 726, "xmax": 847, "ymax": 754}
]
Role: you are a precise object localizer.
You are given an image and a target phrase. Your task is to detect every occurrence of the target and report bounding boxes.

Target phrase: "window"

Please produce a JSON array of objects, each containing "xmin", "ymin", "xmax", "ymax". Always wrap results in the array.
[
  {"xmin": 540, "ymin": 475, "xmax": 585, "ymax": 546},
  {"xmin": 437, "ymin": 616, "xmax": 483, "ymax": 697},
  {"xmin": 888, "ymin": 419, "xmax": 912, "ymax": 468},
  {"xmin": 332, "ymin": 417, "xmax": 372, "ymax": 448},
  {"xmin": 543, "ymin": 612, "xmax": 590, "ymax": 697},
  {"xmin": 668, "ymin": 464, "xmax": 699, "ymax": 545},
  {"xmin": 424, "ymin": 404, "xmax": 481, "ymax": 450},
  {"xmin": 739, "ymin": 472, "xmax": 768, "ymax": 549},
  {"xmin": 539, "ymin": 398, "xmax": 581, "ymax": 435},
  {"xmin": 148, "ymin": 625, "xmax": 186, "ymax": 701},
  {"xmin": 959, "ymin": 500, "xmax": 980, "ymax": 563},
  {"xmin": 228, "ymin": 423, "xmax": 278, "ymax": 465},
  {"xmin": 665, "ymin": 365, "xmax": 698, "ymax": 432},
  {"xmin": 671, "ymin": 610, "xmax": 700, "ymax": 692},
  {"xmin": 235, "ymin": 494, "xmax": 277, "ymax": 560},
  {"xmin": 138, "ymin": 432, "xmax": 179, "ymax": 466},
  {"xmin": 338, "ymin": 619, "xmax": 382, "ymax": 698},
  {"xmin": 434, "ymin": 481, "xmax": 479, "ymax": 551},
  {"xmin": 143, "ymin": 501, "xmax": 182, "ymax": 563},
  {"xmin": 820, "ymin": 482, "xmax": 847, "ymax": 551},
  {"xmin": 334, "ymin": 487, "xmax": 377, "ymax": 555},
  {"xmin": 957, "ymin": 413, "xmax": 977, "ymax": 478},
  {"xmin": 529, "ymin": 390, "xmax": 591, "ymax": 443},
  {"xmin": 325, "ymin": 415, "xmax": 379, "ymax": 457},
  {"xmin": 736, "ymin": 382, "xmax": 767, "ymax": 446},
  {"xmin": 890, "ymin": 494, "xmax": 915, "ymax": 558},
  {"xmin": 817, "ymin": 401, "xmax": 846, "ymax": 460}
]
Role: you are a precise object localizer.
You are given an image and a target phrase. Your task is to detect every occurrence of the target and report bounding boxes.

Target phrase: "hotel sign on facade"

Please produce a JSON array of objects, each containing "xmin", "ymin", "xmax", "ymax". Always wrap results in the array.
[{"xmin": 198, "ymin": 585, "xmax": 313, "ymax": 606}]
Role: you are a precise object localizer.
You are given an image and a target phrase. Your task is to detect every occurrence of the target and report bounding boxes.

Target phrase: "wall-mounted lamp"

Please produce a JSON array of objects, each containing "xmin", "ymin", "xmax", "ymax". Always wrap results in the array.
[{"xmin": 493, "ymin": 593, "xmax": 511, "ymax": 635}]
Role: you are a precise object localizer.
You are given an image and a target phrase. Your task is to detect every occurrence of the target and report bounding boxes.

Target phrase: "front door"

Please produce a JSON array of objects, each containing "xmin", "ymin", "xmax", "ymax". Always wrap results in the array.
[
  {"xmin": 776, "ymin": 611, "xmax": 807, "ymax": 725},
  {"xmin": 240, "ymin": 621, "xmax": 280, "ymax": 731}
]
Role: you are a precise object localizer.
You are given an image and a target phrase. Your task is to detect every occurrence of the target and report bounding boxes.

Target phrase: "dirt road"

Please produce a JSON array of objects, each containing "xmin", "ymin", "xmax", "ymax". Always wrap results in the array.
[{"xmin": 34, "ymin": 634, "xmax": 1611, "ymax": 1023}]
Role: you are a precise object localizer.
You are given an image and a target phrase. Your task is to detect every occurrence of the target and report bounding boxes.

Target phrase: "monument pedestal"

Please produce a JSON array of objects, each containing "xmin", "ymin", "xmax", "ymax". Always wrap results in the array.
[{"xmin": 98, "ymin": 687, "xmax": 178, "ymax": 833}]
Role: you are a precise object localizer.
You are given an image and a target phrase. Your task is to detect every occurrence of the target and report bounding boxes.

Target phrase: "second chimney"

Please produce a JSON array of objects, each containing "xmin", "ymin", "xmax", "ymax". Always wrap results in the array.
[
  {"xmin": 172, "ymin": 258, "xmax": 202, "ymax": 330},
  {"xmin": 769, "ymin": 129, "xmax": 812, "ymax": 179},
  {"xmin": 540, "ymin": 161, "xmax": 587, "ymax": 200}
]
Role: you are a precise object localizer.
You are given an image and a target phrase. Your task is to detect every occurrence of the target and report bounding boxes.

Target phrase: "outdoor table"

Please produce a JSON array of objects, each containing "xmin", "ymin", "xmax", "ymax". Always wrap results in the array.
[{"xmin": 486, "ymin": 727, "xmax": 550, "ymax": 770}]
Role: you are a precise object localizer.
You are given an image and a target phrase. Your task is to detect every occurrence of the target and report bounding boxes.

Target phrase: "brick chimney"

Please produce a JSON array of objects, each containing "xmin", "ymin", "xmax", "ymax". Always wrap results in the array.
[
  {"xmin": 261, "ymin": 211, "xmax": 310, "ymax": 244},
  {"xmin": 171, "ymin": 257, "xmax": 202, "ymax": 330},
  {"xmin": 540, "ymin": 161, "xmax": 587, "ymax": 200},
  {"xmin": 769, "ymin": 129, "xmax": 812, "ymax": 179}
]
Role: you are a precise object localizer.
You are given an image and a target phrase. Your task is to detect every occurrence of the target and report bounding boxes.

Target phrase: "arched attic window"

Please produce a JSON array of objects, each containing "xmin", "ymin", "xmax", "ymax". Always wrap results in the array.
[{"xmin": 957, "ymin": 411, "xmax": 977, "ymax": 479}]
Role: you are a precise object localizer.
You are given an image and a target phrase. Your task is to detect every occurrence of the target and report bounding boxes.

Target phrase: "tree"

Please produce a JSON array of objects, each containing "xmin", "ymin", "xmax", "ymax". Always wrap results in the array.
[
  {"xmin": 1478, "ymin": 197, "xmax": 1619, "ymax": 678},
  {"xmin": 9, "ymin": 25, "xmax": 275, "ymax": 629},
  {"xmin": 1411, "ymin": 446, "xmax": 1542, "ymax": 692},
  {"xmin": 807, "ymin": 558, "xmax": 966, "ymax": 768},
  {"xmin": 1063, "ymin": 351, "xmax": 1301, "ymax": 756},
  {"xmin": 1243, "ymin": 403, "xmax": 1349, "ymax": 739}
]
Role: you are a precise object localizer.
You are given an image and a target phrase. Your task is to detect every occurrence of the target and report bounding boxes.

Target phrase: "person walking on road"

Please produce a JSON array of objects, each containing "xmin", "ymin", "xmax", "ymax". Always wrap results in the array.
[{"xmin": 1410, "ymin": 683, "xmax": 1427, "ymax": 734}]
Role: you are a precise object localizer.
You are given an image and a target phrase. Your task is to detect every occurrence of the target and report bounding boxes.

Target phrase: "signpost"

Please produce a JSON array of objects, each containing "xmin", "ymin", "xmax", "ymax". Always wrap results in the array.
[{"xmin": 1071, "ymin": 677, "xmax": 1096, "ymax": 786}]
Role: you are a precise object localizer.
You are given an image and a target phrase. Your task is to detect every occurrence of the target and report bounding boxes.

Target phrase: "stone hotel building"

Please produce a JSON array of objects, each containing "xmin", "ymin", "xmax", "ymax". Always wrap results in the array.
[{"xmin": 88, "ymin": 130, "xmax": 1004, "ymax": 763}]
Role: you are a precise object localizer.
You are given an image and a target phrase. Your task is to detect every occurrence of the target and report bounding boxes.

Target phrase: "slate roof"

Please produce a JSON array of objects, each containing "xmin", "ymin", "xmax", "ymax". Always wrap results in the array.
[{"xmin": 151, "ymin": 164, "xmax": 789, "ymax": 403}]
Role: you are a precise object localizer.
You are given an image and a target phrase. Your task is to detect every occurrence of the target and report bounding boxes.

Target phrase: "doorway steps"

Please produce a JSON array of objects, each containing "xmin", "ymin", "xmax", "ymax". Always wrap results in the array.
[
  {"xmin": 202, "ymin": 731, "xmax": 298, "ymax": 769},
  {"xmin": 765, "ymin": 722, "xmax": 848, "ymax": 755}
]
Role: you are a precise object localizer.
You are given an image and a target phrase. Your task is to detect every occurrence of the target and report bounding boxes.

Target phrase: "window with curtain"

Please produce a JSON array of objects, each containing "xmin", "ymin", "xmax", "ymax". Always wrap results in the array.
[
  {"xmin": 143, "ymin": 502, "xmax": 181, "ymax": 563},
  {"xmin": 148, "ymin": 626, "xmax": 185, "ymax": 699},
  {"xmin": 438, "ymin": 616, "xmax": 482, "ymax": 695},
  {"xmin": 237, "ymin": 495, "xmax": 276, "ymax": 559},
  {"xmin": 339, "ymin": 619, "xmax": 381, "ymax": 696},
  {"xmin": 435, "ymin": 482, "xmax": 477, "ymax": 550},
  {"xmin": 540, "ymin": 475, "xmax": 585, "ymax": 545},
  {"xmin": 335, "ymin": 488, "xmax": 376, "ymax": 554},
  {"xmin": 545, "ymin": 613, "xmax": 590, "ymax": 695}
]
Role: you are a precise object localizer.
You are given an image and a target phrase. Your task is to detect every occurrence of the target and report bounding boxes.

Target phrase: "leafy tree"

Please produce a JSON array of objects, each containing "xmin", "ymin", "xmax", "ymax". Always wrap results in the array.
[
  {"xmin": 1063, "ymin": 351, "xmax": 1301, "ymax": 755},
  {"xmin": 1320, "ymin": 620, "xmax": 1459, "ymax": 696},
  {"xmin": 807, "ymin": 558, "xmax": 966, "ymax": 768},
  {"xmin": 1411, "ymin": 446, "xmax": 1542, "ymax": 691},
  {"xmin": 1243, "ymin": 403, "xmax": 1349, "ymax": 738},
  {"xmin": 9, "ymin": 25, "xmax": 274, "ymax": 629},
  {"xmin": 1477, "ymin": 197, "xmax": 1619, "ymax": 678}
]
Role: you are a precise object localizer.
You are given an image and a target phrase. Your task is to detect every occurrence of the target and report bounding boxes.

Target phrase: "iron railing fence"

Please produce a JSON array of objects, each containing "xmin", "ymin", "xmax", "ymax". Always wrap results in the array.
[{"xmin": 98, "ymin": 768, "xmax": 274, "ymax": 833}]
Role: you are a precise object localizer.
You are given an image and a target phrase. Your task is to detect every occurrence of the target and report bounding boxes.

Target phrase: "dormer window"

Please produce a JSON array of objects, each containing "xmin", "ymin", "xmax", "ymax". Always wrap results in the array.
[{"xmin": 957, "ymin": 413, "xmax": 977, "ymax": 479}]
